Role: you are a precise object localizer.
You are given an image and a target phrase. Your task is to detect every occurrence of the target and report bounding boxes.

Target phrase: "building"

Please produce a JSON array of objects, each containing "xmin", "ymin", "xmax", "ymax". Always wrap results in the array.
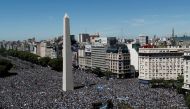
[
  {"xmin": 5, "ymin": 42, "xmax": 12, "ymax": 50},
  {"xmin": 36, "ymin": 42, "xmax": 41, "ymax": 56},
  {"xmin": 127, "ymin": 43, "xmax": 139, "ymax": 73},
  {"xmin": 78, "ymin": 43, "xmax": 131, "ymax": 78},
  {"xmin": 78, "ymin": 45, "xmax": 92, "ymax": 69},
  {"xmin": 35, "ymin": 41, "xmax": 57, "ymax": 59},
  {"xmin": 173, "ymin": 36, "xmax": 190, "ymax": 47},
  {"xmin": 106, "ymin": 44, "xmax": 131, "ymax": 78},
  {"xmin": 90, "ymin": 33, "xmax": 100, "ymax": 43},
  {"xmin": 138, "ymin": 36, "xmax": 148, "ymax": 46},
  {"xmin": 70, "ymin": 35, "xmax": 75, "ymax": 44},
  {"xmin": 46, "ymin": 46, "xmax": 57, "ymax": 59},
  {"xmin": 78, "ymin": 33, "xmax": 90, "ymax": 43},
  {"xmin": 78, "ymin": 45, "xmax": 86, "ymax": 69},
  {"xmin": 28, "ymin": 42, "xmax": 37, "ymax": 54},
  {"xmin": 183, "ymin": 50, "xmax": 190, "ymax": 90},
  {"xmin": 138, "ymin": 48, "xmax": 188, "ymax": 81},
  {"xmin": 78, "ymin": 44, "xmax": 107, "ymax": 71},
  {"xmin": 91, "ymin": 45, "xmax": 107, "ymax": 71},
  {"xmin": 93, "ymin": 37, "xmax": 117, "ymax": 46},
  {"xmin": 39, "ymin": 41, "xmax": 46, "ymax": 57},
  {"xmin": 31, "ymin": 44, "xmax": 37, "ymax": 54}
]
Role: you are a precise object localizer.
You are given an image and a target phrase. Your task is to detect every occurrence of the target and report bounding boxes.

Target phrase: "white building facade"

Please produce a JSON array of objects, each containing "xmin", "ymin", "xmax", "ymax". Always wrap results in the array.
[
  {"xmin": 183, "ymin": 50, "xmax": 190, "ymax": 90},
  {"xmin": 127, "ymin": 43, "xmax": 139, "ymax": 71},
  {"xmin": 139, "ymin": 48, "xmax": 188, "ymax": 81},
  {"xmin": 78, "ymin": 45, "xmax": 92, "ymax": 69}
]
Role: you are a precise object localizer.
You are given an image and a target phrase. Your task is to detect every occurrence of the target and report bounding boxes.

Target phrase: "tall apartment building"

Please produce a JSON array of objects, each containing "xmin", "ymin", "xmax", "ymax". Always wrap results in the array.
[
  {"xmin": 139, "ymin": 48, "xmax": 188, "ymax": 81},
  {"xmin": 183, "ymin": 50, "xmax": 190, "ymax": 90},
  {"xmin": 70, "ymin": 35, "xmax": 75, "ymax": 42},
  {"xmin": 138, "ymin": 36, "xmax": 148, "ymax": 46},
  {"xmin": 78, "ymin": 45, "xmax": 92, "ymax": 69},
  {"xmin": 36, "ymin": 42, "xmax": 41, "ymax": 56},
  {"xmin": 78, "ymin": 44, "xmax": 106, "ymax": 71},
  {"xmin": 78, "ymin": 33, "xmax": 90, "ymax": 43},
  {"xmin": 39, "ymin": 42, "xmax": 46, "ymax": 57},
  {"xmin": 91, "ymin": 45, "xmax": 107, "ymax": 71},
  {"xmin": 36, "ymin": 41, "xmax": 57, "ymax": 59}
]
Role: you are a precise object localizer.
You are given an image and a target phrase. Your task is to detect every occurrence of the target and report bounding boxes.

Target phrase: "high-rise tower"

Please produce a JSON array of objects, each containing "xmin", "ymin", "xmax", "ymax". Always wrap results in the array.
[
  {"xmin": 172, "ymin": 28, "xmax": 175, "ymax": 37},
  {"xmin": 63, "ymin": 13, "xmax": 73, "ymax": 91}
]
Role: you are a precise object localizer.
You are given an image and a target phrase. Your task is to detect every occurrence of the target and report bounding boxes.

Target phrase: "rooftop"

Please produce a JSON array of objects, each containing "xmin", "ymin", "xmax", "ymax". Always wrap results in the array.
[{"xmin": 107, "ymin": 44, "xmax": 129, "ymax": 53}]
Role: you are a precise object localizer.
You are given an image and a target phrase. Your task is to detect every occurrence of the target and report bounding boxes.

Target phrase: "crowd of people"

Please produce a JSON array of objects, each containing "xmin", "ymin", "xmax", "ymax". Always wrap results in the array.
[{"xmin": 0, "ymin": 56, "xmax": 188, "ymax": 109}]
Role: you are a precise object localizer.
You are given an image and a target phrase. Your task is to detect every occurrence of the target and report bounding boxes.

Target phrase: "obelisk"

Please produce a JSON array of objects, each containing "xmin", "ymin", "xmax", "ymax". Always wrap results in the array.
[{"xmin": 63, "ymin": 13, "xmax": 73, "ymax": 91}]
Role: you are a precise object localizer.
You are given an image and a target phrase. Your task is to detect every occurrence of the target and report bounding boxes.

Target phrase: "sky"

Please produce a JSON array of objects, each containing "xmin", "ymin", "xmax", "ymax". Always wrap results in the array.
[{"xmin": 1, "ymin": 0, "xmax": 190, "ymax": 41}]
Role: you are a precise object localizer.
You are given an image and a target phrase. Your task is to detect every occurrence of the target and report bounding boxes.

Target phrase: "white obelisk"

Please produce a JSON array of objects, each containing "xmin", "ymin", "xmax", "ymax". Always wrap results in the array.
[{"xmin": 63, "ymin": 13, "xmax": 73, "ymax": 91}]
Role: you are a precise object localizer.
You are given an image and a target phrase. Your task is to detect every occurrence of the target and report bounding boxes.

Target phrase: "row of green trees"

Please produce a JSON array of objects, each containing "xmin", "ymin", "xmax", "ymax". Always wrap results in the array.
[
  {"xmin": 7, "ymin": 49, "xmax": 39, "ymax": 64},
  {"xmin": 150, "ymin": 75, "xmax": 190, "ymax": 108},
  {"xmin": 48, "ymin": 58, "xmax": 63, "ymax": 71},
  {"xmin": 0, "ymin": 48, "xmax": 63, "ymax": 72},
  {"xmin": 150, "ymin": 75, "xmax": 184, "ymax": 93},
  {"xmin": 86, "ymin": 67, "xmax": 113, "ymax": 79}
]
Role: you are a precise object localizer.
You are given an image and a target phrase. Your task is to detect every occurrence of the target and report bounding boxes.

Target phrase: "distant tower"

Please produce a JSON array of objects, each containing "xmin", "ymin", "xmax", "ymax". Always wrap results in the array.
[
  {"xmin": 172, "ymin": 28, "xmax": 175, "ymax": 37},
  {"xmin": 63, "ymin": 13, "xmax": 73, "ymax": 91}
]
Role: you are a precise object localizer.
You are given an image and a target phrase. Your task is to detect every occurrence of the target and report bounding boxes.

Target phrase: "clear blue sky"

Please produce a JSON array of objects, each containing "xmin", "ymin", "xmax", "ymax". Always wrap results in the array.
[{"xmin": 1, "ymin": 0, "xmax": 190, "ymax": 41}]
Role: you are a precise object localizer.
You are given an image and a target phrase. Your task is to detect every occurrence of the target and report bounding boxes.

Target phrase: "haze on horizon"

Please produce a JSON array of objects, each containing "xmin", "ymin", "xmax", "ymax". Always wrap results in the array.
[{"xmin": 1, "ymin": 0, "xmax": 190, "ymax": 41}]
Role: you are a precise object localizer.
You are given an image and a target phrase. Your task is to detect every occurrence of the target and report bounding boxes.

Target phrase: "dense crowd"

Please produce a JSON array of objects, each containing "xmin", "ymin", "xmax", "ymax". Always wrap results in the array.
[{"xmin": 0, "ymin": 56, "xmax": 188, "ymax": 109}]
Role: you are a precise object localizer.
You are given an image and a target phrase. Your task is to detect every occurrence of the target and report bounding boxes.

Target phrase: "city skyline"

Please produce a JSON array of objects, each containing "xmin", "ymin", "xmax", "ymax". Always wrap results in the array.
[{"xmin": 1, "ymin": 0, "xmax": 190, "ymax": 40}]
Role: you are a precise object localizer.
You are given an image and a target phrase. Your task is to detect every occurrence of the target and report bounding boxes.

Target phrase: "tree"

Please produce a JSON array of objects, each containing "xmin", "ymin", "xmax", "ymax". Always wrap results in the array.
[
  {"xmin": 39, "ymin": 57, "xmax": 51, "ymax": 67},
  {"xmin": 117, "ymin": 102, "xmax": 133, "ymax": 109},
  {"xmin": 0, "ymin": 48, "xmax": 8, "ymax": 57},
  {"xmin": 92, "ymin": 67, "xmax": 104, "ymax": 77},
  {"xmin": 0, "ymin": 65, "xmax": 7, "ymax": 74},
  {"xmin": 48, "ymin": 58, "xmax": 63, "ymax": 72},
  {"xmin": 177, "ymin": 74, "xmax": 184, "ymax": 83},
  {"xmin": 150, "ymin": 78, "xmax": 165, "ymax": 88},
  {"xmin": 0, "ymin": 48, "xmax": 6, "ymax": 54},
  {"xmin": 0, "ymin": 59, "xmax": 13, "ymax": 75},
  {"xmin": 92, "ymin": 67, "xmax": 100, "ymax": 75},
  {"xmin": 86, "ymin": 68, "xmax": 92, "ymax": 73},
  {"xmin": 107, "ymin": 99, "xmax": 113, "ymax": 109},
  {"xmin": 186, "ymin": 93, "xmax": 190, "ymax": 108},
  {"xmin": 104, "ymin": 70, "xmax": 112, "ymax": 80},
  {"xmin": 6, "ymin": 50, "xmax": 39, "ymax": 64},
  {"xmin": 163, "ymin": 80, "xmax": 170, "ymax": 88},
  {"xmin": 176, "ymin": 75, "xmax": 184, "ymax": 94}
]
